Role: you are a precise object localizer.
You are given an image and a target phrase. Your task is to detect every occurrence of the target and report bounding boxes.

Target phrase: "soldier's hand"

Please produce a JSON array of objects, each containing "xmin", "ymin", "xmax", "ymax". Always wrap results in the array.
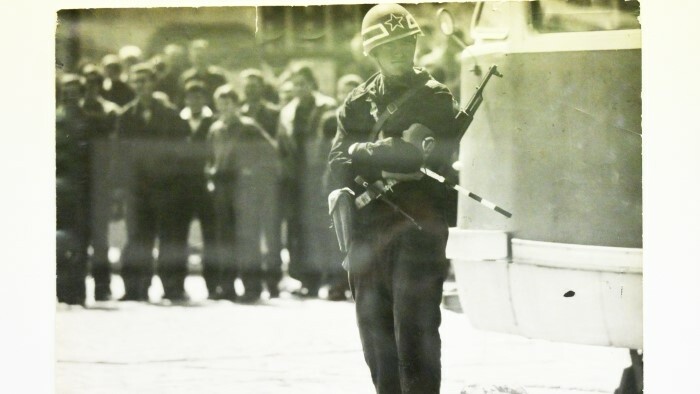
[
  {"xmin": 402, "ymin": 123, "xmax": 436, "ymax": 157},
  {"xmin": 350, "ymin": 137, "xmax": 423, "ymax": 174}
]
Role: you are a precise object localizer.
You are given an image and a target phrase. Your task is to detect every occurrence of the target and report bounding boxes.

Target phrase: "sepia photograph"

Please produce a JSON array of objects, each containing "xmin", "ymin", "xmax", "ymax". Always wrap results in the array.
[
  {"xmin": 6, "ymin": 0, "xmax": 696, "ymax": 393},
  {"xmin": 52, "ymin": 2, "xmax": 644, "ymax": 393}
]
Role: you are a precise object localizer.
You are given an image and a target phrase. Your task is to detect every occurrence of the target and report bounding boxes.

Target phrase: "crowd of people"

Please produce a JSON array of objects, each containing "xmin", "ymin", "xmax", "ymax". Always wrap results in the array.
[
  {"xmin": 56, "ymin": 4, "xmax": 466, "ymax": 392},
  {"xmin": 56, "ymin": 38, "xmax": 366, "ymax": 305}
]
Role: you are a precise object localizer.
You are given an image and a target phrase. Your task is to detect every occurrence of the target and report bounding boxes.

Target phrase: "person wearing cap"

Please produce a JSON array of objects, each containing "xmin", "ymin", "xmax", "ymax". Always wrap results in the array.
[
  {"xmin": 114, "ymin": 63, "xmax": 192, "ymax": 303},
  {"xmin": 328, "ymin": 4, "xmax": 461, "ymax": 393},
  {"xmin": 177, "ymin": 79, "xmax": 220, "ymax": 299},
  {"xmin": 207, "ymin": 84, "xmax": 279, "ymax": 302},
  {"xmin": 179, "ymin": 39, "xmax": 227, "ymax": 110},
  {"xmin": 118, "ymin": 45, "xmax": 143, "ymax": 75},
  {"xmin": 79, "ymin": 64, "xmax": 121, "ymax": 301},
  {"xmin": 277, "ymin": 64, "xmax": 337, "ymax": 298},
  {"xmin": 100, "ymin": 54, "xmax": 135, "ymax": 106},
  {"xmin": 155, "ymin": 44, "xmax": 191, "ymax": 108},
  {"xmin": 240, "ymin": 69, "xmax": 280, "ymax": 139},
  {"xmin": 239, "ymin": 69, "xmax": 283, "ymax": 297}
]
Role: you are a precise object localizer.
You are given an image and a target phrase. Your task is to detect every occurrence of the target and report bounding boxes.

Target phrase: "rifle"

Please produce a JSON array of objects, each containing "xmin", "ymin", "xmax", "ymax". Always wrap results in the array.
[
  {"xmin": 354, "ymin": 176, "xmax": 422, "ymax": 231},
  {"xmin": 455, "ymin": 64, "xmax": 503, "ymax": 140}
]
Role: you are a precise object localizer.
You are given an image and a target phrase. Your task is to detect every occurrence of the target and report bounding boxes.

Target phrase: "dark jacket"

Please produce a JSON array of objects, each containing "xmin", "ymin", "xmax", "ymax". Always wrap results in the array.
[
  {"xmin": 179, "ymin": 106, "xmax": 216, "ymax": 180},
  {"xmin": 115, "ymin": 96, "xmax": 190, "ymax": 186},
  {"xmin": 208, "ymin": 116, "xmax": 278, "ymax": 182},
  {"xmin": 277, "ymin": 92, "xmax": 336, "ymax": 180},
  {"xmin": 241, "ymin": 100, "xmax": 280, "ymax": 139},
  {"xmin": 101, "ymin": 79, "xmax": 135, "ymax": 107},
  {"xmin": 328, "ymin": 68, "xmax": 460, "ymax": 235}
]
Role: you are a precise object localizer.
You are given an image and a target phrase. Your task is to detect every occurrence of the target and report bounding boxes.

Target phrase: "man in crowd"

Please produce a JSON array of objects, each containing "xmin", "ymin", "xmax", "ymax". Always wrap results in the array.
[
  {"xmin": 277, "ymin": 65, "xmax": 336, "ymax": 298},
  {"xmin": 118, "ymin": 45, "xmax": 144, "ymax": 76},
  {"xmin": 179, "ymin": 39, "xmax": 227, "ymax": 110},
  {"xmin": 100, "ymin": 54, "xmax": 135, "ymax": 106},
  {"xmin": 80, "ymin": 64, "xmax": 121, "ymax": 301},
  {"xmin": 240, "ymin": 68, "xmax": 280, "ymax": 138},
  {"xmin": 155, "ymin": 43, "xmax": 190, "ymax": 107},
  {"xmin": 317, "ymin": 73, "xmax": 364, "ymax": 301},
  {"xmin": 115, "ymin": 63, "xmax": 192, "ymax": 303},
  {"xmin": 56, "ymin": 74, "xmax": 95, "ymax": 305},
  {"xmin": 239, "ymin": 68, "xmax": 283, "ymax": 296},
  {"xmin": 328, "ymin": 4, "xmax": 461, "ymax": 393},
  {"xmin": 207, "ymin": 85, "xmax": 279, "ymax": 302},
  {"xmin": 177, "ymin": 80, "xmax": 220, "ymax": 299}
]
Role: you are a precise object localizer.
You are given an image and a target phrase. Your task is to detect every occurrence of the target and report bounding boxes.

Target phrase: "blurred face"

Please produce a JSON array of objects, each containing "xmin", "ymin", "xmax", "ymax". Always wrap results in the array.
[
  {"xmin": 243, "ymin": 77, "xmax": 263, "ymax": 102},
  {"xmin": 164, "ymin": 45, "xmax": 187, "ymax": 68},
  {"xmin": 84, "ymin": 76, "xmax": 102, "ymax": 96},
  {"xmin": 190, "ymin": 47, "xmax": 207, "ymax": 69},
  {"xmin": 215, "ymin": 96, "xmax": 238, "ymax": 118},
  {"xmin": 104, "ymin": 64, "xmax": 121, "ymax": 79},
  {"xmin": 129, "ymin": 71, "xmax": 155, "ymax": 99},
  {"xmin": 185, "ymin": 91, "xmax": 207, "ymax": 113},
  {"xmin": 291, "ymin": 74, "xmax": 313, "ymax": 100},
  {"xmin": 278, "ymin": 81, "xmax": 294, "ymax": 106},
  {"xmin": 371, "ymin": 35, "xmax": 417, "ymax": 78}
]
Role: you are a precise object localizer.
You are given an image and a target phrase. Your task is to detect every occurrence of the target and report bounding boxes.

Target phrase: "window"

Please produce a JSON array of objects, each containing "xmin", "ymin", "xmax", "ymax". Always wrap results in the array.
[
  {"xmin": 473, "ymin": 2, "xmax": 511, "ymax": 39},
  {"xmin": 532, "ymin": 0, "xmax": 640, "ymax": 33}
]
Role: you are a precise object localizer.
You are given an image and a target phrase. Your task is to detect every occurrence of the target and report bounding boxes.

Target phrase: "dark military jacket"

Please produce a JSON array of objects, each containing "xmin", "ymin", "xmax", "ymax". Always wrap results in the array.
[{"xmin": 328, "ymin": 68, "xmax": 460, "ymax": 236}]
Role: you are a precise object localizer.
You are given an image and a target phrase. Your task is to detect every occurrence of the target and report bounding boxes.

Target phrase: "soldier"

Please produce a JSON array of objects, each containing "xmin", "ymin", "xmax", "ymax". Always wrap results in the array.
[
  {"xmin": 277, "ymin": 65, "xmax": 336, "ymax": 298},
  {"xmin": 115, "ymin": 63, "xmax": 192, "ymax": 303},
  {"xmin": 328, "ymin": 4, "xmax": 460, "ymax": 393},
  {"xmin": 207, "ymin": 85, "xmax": 279, "ymax": 302}
]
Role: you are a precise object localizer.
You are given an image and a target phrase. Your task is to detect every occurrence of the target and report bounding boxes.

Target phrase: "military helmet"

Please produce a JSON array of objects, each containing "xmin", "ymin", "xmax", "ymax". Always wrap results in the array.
[{"xmin": 361, "ymin": 3, "xmax": 422, "ymax": 56}]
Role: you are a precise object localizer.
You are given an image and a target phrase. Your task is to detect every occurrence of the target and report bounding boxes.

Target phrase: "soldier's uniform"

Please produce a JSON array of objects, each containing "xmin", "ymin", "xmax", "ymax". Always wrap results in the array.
[{"xmin": 328, "ymin": 4, "xmax": 460, "ymax": 393}]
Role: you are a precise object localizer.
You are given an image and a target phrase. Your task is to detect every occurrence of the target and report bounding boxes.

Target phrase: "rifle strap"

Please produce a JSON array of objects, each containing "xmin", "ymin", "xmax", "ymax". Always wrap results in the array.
[{"xmin": 369, "ymin": 82, "xmax": 425, "ymax": 142}]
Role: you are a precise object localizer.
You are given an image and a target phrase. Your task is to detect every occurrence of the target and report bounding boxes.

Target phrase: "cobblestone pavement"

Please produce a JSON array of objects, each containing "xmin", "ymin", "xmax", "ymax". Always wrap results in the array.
[{"xmin": 55, "ymin": 275, "xmax": 631, "ymax": 394}]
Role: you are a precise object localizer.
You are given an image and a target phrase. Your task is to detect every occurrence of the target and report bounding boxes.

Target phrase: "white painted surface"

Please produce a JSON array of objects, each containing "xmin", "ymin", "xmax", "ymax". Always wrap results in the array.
[
  {"xmin": 450, "ymin": 232, "xmax": 642, "ymax": 349},
  {"xmin": 446, "ymin": 228, "xmax": 509, "ymax": 260}
]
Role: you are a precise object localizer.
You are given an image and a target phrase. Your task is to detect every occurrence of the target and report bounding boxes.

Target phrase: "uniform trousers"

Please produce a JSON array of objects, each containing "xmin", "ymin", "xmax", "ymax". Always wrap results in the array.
[{"xmin": 349, "ymin": 226, "xmax": 449, "ymax": 394}]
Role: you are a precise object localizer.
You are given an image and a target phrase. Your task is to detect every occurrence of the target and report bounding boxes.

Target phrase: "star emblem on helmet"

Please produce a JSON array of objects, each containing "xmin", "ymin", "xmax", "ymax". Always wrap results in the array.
[{"xmin": 384, "ymin": 13, "xmax": 405, "ymax": 32}]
